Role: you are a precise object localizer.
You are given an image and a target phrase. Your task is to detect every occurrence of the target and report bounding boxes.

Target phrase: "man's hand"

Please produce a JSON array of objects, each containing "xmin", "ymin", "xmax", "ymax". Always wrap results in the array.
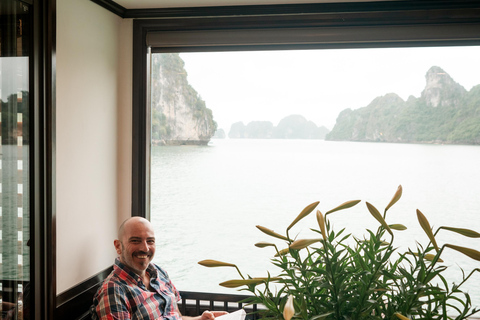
[
  {"xmin": 181, "ymin": 310, "xmax": 228, "ymax": 320},
  {"xmin": 200, "ymin": 310, "xmax": 228, "ymax": 320},
  {"xmin": 200, "ymin": 310, "xmax": 229, "ymax": 320}
]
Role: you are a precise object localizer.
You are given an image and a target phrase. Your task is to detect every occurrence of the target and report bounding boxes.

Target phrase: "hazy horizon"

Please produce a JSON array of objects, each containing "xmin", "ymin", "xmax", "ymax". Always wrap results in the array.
[{"xmin": 178, "ymin": 46, "xmax": 480, "ymax": 132}]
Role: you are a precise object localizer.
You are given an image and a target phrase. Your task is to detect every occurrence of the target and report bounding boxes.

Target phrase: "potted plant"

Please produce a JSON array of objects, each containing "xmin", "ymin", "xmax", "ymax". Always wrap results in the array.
[{"xmin": 199, "ymin": 186, "xmax": 480, "ymax": 320}]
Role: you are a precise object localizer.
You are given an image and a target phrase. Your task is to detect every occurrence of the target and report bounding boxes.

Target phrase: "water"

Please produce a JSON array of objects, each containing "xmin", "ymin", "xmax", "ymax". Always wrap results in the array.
[{"xmin": 150, "ymin": 139, "xmax": 480, "ymax": 307}]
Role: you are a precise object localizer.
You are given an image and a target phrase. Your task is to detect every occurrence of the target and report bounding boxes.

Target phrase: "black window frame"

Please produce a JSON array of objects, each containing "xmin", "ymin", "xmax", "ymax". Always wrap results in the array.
[{"xmin": 132, "ymin": 0, "xmax": 480, "ymax": 218}]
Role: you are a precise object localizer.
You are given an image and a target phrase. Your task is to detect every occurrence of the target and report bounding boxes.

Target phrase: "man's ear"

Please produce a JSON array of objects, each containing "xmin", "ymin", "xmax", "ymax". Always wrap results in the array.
[{"xmin": 114, "ymin": 239, "xmax": 122, "ymax": 254}]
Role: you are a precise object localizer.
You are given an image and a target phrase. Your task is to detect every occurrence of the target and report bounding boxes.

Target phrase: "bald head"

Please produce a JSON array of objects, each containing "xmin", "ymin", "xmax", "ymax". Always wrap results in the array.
[{"xmin": 117, "ymin": 216, "xmax": 153, "ymax": 241}]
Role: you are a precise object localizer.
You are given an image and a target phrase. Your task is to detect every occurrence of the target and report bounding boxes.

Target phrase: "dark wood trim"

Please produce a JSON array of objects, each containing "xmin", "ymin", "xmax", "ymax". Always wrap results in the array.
[
  {"xmin": 32, "ymin": 0, "xmax": 56, "ymax": 319},
  {"xmin": 89, "ymin": 0, "xmax": 126, "ymax": 18},
  {"xmin": 91, "ymin": 0, "xmax": 480, "ymax": 21},
  {"xmin": 89, "ymin": 0, "xmax": 480, "ymax": 24},
  {"xmin": 56, "ymin": 266, "xmax": 113, "ymax": 320}
]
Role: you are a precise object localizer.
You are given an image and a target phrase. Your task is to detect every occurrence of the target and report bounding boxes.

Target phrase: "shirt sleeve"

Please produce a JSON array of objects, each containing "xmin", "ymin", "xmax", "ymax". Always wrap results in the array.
[{"xmin": 93, "ymin": 283, "xmax": 131, "ymax": 320}]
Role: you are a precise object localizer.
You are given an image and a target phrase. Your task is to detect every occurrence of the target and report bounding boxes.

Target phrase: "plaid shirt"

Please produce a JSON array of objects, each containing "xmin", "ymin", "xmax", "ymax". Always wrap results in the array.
[{"xmin": 91, "ymin": 258, "xmax": 182, "ymax": 320}]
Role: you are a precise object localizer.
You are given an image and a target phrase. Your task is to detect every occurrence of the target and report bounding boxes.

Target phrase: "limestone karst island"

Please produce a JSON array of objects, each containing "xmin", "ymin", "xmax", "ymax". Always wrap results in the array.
[
  {"xmin": 151, "ymin": 54, "xmax": 480, "ymax": 145},
  {"xmin": 151, "ymin": 53, "xmax": 217, "ymax": 146},
  {"xmin": 326, "ymin": 66, "xmax": 480, "ymax": 145}
]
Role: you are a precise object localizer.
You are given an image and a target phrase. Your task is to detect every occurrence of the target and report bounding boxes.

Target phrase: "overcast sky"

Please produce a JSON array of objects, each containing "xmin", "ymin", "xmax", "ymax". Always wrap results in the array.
[{"xmin": 179, "ymin": 46, "xmax": 480, "ymax": 131}]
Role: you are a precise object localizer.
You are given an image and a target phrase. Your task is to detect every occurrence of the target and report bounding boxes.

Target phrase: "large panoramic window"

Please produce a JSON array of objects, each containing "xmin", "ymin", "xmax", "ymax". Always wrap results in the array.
[
  {"xmin": 148, "ymin": 46, "xmax": 480, "ymax": 309},
  {"xmin": 131, "ymin": 4, "xmax": 480, "ymax": 315}
]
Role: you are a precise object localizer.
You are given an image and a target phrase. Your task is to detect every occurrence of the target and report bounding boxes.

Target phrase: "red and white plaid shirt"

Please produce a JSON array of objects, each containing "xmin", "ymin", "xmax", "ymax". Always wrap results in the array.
[{"xmin": 91, "ymin": 258, "xmax": 182, "ymax": 320}]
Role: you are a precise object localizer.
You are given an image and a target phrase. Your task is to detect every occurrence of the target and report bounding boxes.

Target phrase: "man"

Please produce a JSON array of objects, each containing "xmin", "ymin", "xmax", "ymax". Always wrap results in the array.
[{"xmin": 91, "ymin": 216, "xmax": 227, "ymax": 320}]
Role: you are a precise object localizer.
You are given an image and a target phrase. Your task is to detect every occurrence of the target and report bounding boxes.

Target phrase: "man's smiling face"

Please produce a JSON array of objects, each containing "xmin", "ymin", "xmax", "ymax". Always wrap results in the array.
[{"xmin": 115, "ymin": 217, "xmax": 156, "ymax": 276}]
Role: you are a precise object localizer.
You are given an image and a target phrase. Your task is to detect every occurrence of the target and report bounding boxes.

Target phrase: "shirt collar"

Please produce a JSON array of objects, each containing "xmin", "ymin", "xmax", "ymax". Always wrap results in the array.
[{"xmin": 114, "ymin": 258, "xmax": 158, "ymax": 282}]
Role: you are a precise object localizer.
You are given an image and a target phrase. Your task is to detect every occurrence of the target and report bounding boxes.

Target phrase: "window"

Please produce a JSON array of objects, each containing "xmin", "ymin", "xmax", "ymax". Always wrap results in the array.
[
  {"xmin": 148, "ymin": 48, "xmax": 480, "ymax": 303},
  {"xmin": 0, "ymin": 1, "xmax": 31, "ymax": 318},
  {"xmin": 133, "ymin": 0, "xmax": 480, "ymax": 300}
]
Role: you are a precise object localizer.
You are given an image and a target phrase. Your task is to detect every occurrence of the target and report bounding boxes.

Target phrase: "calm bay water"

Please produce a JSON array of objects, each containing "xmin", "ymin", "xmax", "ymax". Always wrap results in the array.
[{"xmin": 150, "ymin": 139, "xmax": 480, "ymax": 307}]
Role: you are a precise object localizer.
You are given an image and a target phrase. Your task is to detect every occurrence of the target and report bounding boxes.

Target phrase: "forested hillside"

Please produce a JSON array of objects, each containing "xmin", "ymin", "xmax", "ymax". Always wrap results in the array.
[{"xmin": 326, "ymin": 66, "xmax": 480, "ymax": 144}]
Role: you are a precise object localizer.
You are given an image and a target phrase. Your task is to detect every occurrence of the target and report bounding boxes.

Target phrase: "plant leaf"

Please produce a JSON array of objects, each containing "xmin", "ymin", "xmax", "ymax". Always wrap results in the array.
[
  {"xmin": 440, "ymin": 226, "xmax": 480, "ymax": 238},
  {"xmin": 256, "ymin": 225, "xmax": 288, "ymax": 241},
  {"xmin": 309, "ymin": 313, "xmax": 333, "ymax": 320},
  {"xmin": 287, "ymin": 201, "xmax": 320, "ymax": 231},
  {"xmin": 366, "ymin": 202, "xmax": 393, "ymax": 236},
  {"xmin": 255, "ymin": 242, "xmax": 276, "ymax": 248},
  {"xmin": 198, "ymin": 260, "xmax": 237, "ymax": 268},
  {"xmin": 289, "ymin": 238, "xmax": 322, "ymax": 250},
  {"xmin": 445, "ymin": 244, "xmax": 480, "ymax": 261},
  {"xmin": 417, "ymin": 209, "xmax": 440, "ymax": 252},
  {"xmin": 316, "ymin": 210, "xmax": 327, "ymax": 240},
  {"xmin": 219, "ymin": 277, "xmax": 282, "ymax": 288},
  {"xmin": 325, "ymin": 200, "xmax": 361, "ymax": 215},
  {"xmin": 385, "ymin": 185, "xmax": 402, "ymax": 213},
  {"xmin": 389, "ymin": 224, "xmax": 407, "ymax": 231}
]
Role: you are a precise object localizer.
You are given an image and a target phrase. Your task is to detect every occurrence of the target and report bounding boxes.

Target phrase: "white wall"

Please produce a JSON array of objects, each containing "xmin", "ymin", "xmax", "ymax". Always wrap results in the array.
[{"xmin": 56, "ymin": 0, "xmax": 132, "ymax": 294}]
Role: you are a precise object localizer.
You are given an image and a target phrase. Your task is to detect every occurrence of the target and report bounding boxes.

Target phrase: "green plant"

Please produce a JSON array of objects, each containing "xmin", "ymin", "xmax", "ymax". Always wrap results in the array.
[{"xmin": 199, "ymin": 186, "xmax": 480, "ymax": 320}]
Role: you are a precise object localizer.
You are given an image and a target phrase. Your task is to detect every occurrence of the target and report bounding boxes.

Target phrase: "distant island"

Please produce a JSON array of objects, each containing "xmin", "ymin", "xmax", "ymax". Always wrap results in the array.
[
  {"xmin": 150, "ymin": 54, "xmax": 331, "ymax": 145},
  {"xmin": 221, "ymin": 115, "xmax": 329, "ymax": 139},
  {"xmin": 151, "ymin": 53, "xmax": 216, "ymax": 146},
  {"xmin": 326, "ymin": 66, "xmax": 480, "ymax": 145}
]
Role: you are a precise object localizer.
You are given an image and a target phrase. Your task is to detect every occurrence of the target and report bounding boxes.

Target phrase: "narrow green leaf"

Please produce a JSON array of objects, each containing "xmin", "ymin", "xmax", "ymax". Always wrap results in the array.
[
  {"xmin": 366, "ymin": 202, "xmax": 393, "ymax": 236},
  {"xmin": 309, "ymin": 313, "xmax": 333, "ymax": 320},
  {"xmin": 198, "ymin": 260, "xmax": 237, "ymax": 268},
  {"xmin": 416, "ymin": 209, "xmax": 439, "ymax": 252},
  {"xmin": 219, "ymin": 277, "xmax": 282, "ymax": 288},
  {"xmin": 289, "ymin": 238, "xmax": 322, "ymax": 250},
  {"xmin": 440, "ymin": 226, "xmax": 480, "ymax": 238},
  {"xmin": 445, "ymin": 244, "xmax": 480, "ymax": 261},
  {"xmin": 325, "ymin": 200, "xmax": 361, "ymax": 215},
  {"xmin": 287, "ymin": 201, "xmax": 320, "ymax": 231},
  {"xmin": 256, "ymin": 225, "xmax": 288, "ymax": 241},
  {"xmin": 385, "ymin": 185, "xmax": 402, "ymax": 213},
  {"xmin": 389, "ymin": 224, "xmax": 407, "ymax": 231}
]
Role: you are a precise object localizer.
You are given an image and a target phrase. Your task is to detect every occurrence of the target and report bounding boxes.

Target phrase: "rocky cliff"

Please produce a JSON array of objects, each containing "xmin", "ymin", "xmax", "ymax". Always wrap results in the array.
[
  {"xmin": 326, "ymin": 66, "xmax": 480, "ymax": 144},
  {"xmin": 151, "ymin": 53, "xmax": 217, "ymax": 145}
]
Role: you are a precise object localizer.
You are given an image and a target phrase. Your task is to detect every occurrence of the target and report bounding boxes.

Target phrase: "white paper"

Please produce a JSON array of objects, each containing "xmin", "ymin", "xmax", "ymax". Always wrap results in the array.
[{"xmin": 216, "ymin": 309, "xmax": 246, "ymax": 320}]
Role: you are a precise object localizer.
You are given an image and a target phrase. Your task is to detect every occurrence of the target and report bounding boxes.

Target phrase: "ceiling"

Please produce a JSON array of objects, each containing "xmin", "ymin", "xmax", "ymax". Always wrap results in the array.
[{"xmin": 113, "ymin": 0, "xmax": 391, "ymax": 9}]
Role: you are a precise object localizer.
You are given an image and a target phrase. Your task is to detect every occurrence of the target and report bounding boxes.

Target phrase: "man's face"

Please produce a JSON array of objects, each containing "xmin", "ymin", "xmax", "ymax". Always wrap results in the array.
[{"xmin": 114, "ymin": 219, "xmax": 156, "ymax": 275}]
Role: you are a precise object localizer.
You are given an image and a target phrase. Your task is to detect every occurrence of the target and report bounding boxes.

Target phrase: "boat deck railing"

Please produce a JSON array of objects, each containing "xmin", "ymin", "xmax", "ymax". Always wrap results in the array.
[{"xmin": 179, "ymin": 291, "xmax": 260, "ymax": 320}]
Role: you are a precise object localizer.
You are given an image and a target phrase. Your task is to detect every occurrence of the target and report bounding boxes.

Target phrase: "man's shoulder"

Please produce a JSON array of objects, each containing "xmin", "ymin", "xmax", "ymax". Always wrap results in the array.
[{"xmin": 97, "ymin": 268, "xmax": 131, "ymax": 292}]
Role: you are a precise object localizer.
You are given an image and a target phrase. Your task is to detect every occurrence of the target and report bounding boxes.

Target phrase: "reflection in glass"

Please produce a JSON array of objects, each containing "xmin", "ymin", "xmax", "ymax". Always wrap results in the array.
[{"xmin": 0, "ymin": 0, "xmax": 31, "ymax": 319}]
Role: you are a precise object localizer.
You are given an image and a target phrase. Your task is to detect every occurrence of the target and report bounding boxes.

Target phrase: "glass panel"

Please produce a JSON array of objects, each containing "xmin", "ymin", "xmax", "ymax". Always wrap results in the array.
[
  {"xmin": 0, "ymin": 1, "xmax": 31, "ymax": 319},
  {"xmin": 149, "ymin": 48, "xmax": 480, "ymax": 307}
]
